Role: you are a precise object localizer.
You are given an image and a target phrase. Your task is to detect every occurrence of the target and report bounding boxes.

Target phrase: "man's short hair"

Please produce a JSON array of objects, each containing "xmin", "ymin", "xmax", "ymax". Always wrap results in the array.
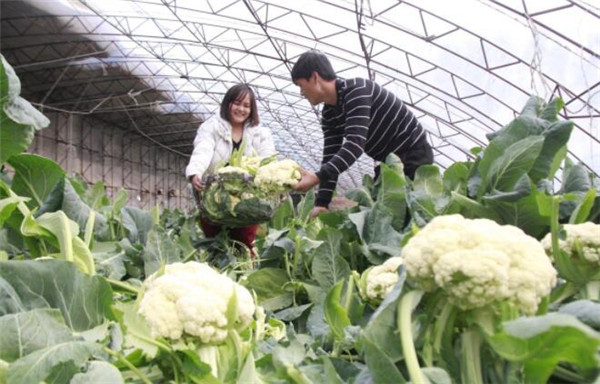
[{"xmin": 291, "ymin": 50, "xmax": 336, "ymax": 82}]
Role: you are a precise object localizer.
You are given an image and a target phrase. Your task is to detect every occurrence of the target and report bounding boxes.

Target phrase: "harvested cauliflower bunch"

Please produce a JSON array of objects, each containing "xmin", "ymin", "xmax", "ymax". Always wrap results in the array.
[
  {"xmin": 359, "ymin": 256, "xmax": 403, "ymax": 306},
  {"xmin": 254, "ymin": 159, "xmax": 301, "ymax": 193},
  {"xmin": 402, "ymin": 214, "xmax": 557, "ymax": 314},
  {"xmin": 138, "ymin": 261, "xmax": 255, "ymax": 344},
  {"xmin": 541, "ymin": 222, "xmax": 600, "ymax": 266}
]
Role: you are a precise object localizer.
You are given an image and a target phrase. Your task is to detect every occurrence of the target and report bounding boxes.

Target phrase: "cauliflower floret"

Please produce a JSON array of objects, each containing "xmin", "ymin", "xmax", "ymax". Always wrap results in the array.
[
  {"xmin": 402, "ymin": 214, "xmax": 557, "ymax": 314},
  {"xmin": 541, "ymin": 222, "xmax": 600, "ymax": 265},
  {"xmin": 359, "ymin": 256, "xmax": 403, "ymax": 306},
  {"xmin": 254, "ymin": 159, "xmax": 301, "ymax": 193},
  {"xmin": 138, "ymin": 261, "xmax": 256, "ymax": 344}
]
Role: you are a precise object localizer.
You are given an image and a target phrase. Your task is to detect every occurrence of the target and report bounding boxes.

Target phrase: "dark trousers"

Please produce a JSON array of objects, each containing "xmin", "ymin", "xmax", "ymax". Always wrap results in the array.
[
  {"xmin": 199, "ymin": 217, "xmax": 259, "ymax": 254},
  {"xmin": 374, "ymin": 135, "xmax": 434, "ymax": 180}
]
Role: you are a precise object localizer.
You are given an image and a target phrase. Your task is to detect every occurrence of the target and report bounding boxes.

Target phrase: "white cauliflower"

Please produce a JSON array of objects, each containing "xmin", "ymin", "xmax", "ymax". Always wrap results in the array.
[
  {"xmin": 359, "ymin": 256, "xmax": 403, "ymax": 306},
  {"xmin": 541, "ymin": 222, "xmax": 600, "ymax": 265},
  {"xmin": 138, "ymin": 261, "xmax": 255, "ymax": 344},
  {"xmin": 216, "ymin": 166, "xmax": 249, "ymax": 176},
  {"xmin": 254, "ymin": 159, "xmax": 301, "ymax": 193},
  {"xmin": 402, "ymin": 214, "xmax": 557, "ymax": 314}
]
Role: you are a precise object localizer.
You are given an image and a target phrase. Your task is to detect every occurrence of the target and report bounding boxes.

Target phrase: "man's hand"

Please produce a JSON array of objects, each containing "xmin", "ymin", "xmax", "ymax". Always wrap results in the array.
[
  {"xmin": 191, "ymin": 174, "xmax": 204, "ymax": 191},
  {"xmin": 311, "ymin": 206, "xmax": 328, "ymax": 218},
  {"xmin": 292, "ymin": 168, "xmax": 320, "ymax": 192}
]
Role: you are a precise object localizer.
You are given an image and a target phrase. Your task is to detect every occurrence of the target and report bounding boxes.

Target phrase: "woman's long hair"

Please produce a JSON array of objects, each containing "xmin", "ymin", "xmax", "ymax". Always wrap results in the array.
[{"xmin": 220, "ymin": 84, "xmax": 260, "ymax": 126}]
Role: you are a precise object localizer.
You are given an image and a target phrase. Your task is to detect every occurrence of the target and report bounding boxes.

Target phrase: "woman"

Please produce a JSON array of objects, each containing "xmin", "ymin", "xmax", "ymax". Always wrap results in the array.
[{"xmin": 185, "ymin": 84, "xmax": 276, "ymax": 253}]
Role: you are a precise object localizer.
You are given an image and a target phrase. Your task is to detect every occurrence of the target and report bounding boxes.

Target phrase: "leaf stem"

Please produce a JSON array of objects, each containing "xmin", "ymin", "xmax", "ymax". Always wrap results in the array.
[
  {"xmin": 103, "ymin": 346, "xmax": 152, "ymax": 384},
  {"xmin": 398, "ymin": 290, "xmax": 427, "ymax": 384}
]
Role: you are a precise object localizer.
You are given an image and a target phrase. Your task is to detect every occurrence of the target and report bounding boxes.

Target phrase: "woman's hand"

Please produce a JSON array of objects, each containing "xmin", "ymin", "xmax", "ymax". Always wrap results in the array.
[{"xmin": 191, "ymin": 174, "xmax": 204, "ymax": 191}]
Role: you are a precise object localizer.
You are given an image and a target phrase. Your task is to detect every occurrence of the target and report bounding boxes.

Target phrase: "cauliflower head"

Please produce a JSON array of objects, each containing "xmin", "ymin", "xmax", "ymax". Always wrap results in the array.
[
  {"xmin": 402, "ymin": 214, "xmax": 557, "ymax": 314},
  {"xmin": 359, "ymin": 256, "xmax": 403, "ymax": 306},
  {"xmin": 138, "ymin": 261, "xmax": 255, "ymax": 344},
  {"xmin": 541, "ymin": 222, "xmax": 600, "ymax": 266},
  {"xmin": 254, "ymin": 159, "xmax": 301, "ymax": 193}
]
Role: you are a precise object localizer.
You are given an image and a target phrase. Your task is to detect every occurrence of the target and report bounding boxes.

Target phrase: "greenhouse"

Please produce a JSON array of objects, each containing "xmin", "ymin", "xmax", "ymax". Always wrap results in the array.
[{"xmin": 0, "ymin": 0, "xmax": 599, "ymax": 383}]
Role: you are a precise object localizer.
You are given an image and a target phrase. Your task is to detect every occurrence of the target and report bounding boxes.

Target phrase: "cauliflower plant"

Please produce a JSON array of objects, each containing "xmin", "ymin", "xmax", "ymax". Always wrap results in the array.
[
  {"xmin": 254, "ymin": 159, "xmax": 301, "ymax": 193},
  {"xmin": 541, "ymin": 222, "xmax": 600, "ymax": 266},
  {"xmin": 359, "ymin": 256, "xmax": 403, "ymax": 306},
  {"xmin": 138, "ymin": 261, "xmax": 255, "ymax": 344},
  {"xmin": 402, "ymin": 214, "xmax": 557, "ymax": 314},
  {"xmin": 540, "ymin": 221, "xmax": 600, "ymax": 299}
]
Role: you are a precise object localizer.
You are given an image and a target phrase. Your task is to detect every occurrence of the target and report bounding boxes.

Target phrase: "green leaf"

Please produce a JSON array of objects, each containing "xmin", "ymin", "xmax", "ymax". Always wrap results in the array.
[
  {"xmin": 443, "ymin": 162, "xmax": 470, "ymax": 194},
  {"xmin": 274, "ymin": 303, "xmax": 313, "ymax": 322},
  {"xmin": 7, "ymin": 154, "xmax": 65, "ymax": 209},
  {"xmin": 297, "ymin": 189, "xmax": 315, "ymax": 224},
  {"xmin": 322, "ymin": 357, "xmax": 345, "ymax": 384},
  {"xmin": 70, "ymin": 361, "xmax": 125, "ymax": 384},
  {"xmin": 487, "ymin": 136, "xmax": 544, "ymax": 192},
  {"xmin": 113, "ymin": 301, "xmax": 158, "ymax": 358},
  {"xmin": 244, "ymin": 268, "xmax": 293, "ymax": 311},
  {"xmin": 143, "ymin": 228, "xmax": 181, "ymax": 276},
  {"xmin": 61, "ymin": 179, "xmax": 110, "ymax": 241},
  {"xmin": 361, "ymin": 338, "xmax": 407, "ymax": 384},
  {"xmin": 374, "ymin": 158, "xmax": 408, "ymax": 230},
  {"xmin": 0, "ymin": 259, "xmax": 114, "ymax": 331},
  {"xmin": 323, "ymin": 281, "xmax": 351, "ymax": 340},
  {"xmin": 0, "ymin": 116, "xmax": 35, "ymax": 165},
  {"xmin": 270, "ymin": 197, "xmax": 294, "ymax": 229},
  {"xmin": 448, "ymin": 192, "xmax": 501, "ymax": 222},
  {"xmin": 0, "ymin": 308, "xmax": 74, "ymax": 362},
  {"xmin": 489, "ymin": 313, "xmax": 600, "ymax": 384},
  {"xmin": 528, "ymin": 120, "xmax": 572, "ymax": 182},
  {"xmin": 486, "ymin": 184, "xmax": 551, "ymax": 238},
  {"xmin": 3, "ymin": 96, "xmax": 50, "ymax": 131},
  {"xmin": 561, "ymin": 162, "xmax": 591, "ymax": 194},
  {"xmin": 0, "ymin": 196, "xmax": 28, "ymax": 227},
  {"xmin": 559, "ymin": 300, "xmax": 600, "ymax": 331},
  {"xmin": 6, "ymin": 341, "xmax": 98, "ymax": 384},
  {"xmin": 122, "ymin": 206, "xmax": 154, "ymax": 245},
  {"xmin": 312, "ymin": 228, "xmax": 351, "ymax": 290},
  {"xmin": 569, "ymin": 188, "xmax": 596, "ymax": 224}
]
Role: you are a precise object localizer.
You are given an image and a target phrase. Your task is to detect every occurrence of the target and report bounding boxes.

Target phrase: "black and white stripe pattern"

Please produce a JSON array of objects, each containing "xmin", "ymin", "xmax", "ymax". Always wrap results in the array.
[{"xmin": 315, "ymin": 78, "xmax": 425, "ymax": 207}]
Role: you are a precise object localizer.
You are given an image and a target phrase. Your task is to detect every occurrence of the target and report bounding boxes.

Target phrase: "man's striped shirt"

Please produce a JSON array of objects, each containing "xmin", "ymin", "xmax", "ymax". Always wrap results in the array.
[{"xmin": 315, "ymin": 77, "xmax": 426, "ymax": 207}]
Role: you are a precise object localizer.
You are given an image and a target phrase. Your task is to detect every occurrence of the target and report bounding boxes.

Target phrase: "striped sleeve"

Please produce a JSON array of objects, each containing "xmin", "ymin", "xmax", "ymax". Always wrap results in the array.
[{"xmin": 318, "ymin": 79, "xmax": 372, "ymax": 180}]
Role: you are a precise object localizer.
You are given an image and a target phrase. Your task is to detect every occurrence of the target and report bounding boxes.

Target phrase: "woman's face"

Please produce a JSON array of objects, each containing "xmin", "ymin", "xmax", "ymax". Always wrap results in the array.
[{"xmin": 229, "ymin": 92, "xmax": 252, "ymax": 126}]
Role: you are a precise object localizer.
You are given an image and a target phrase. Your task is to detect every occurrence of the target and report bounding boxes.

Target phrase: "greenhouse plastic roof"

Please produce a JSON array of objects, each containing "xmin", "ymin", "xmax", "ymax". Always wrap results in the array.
[{"xmin": 1, "ymin": 0, "xmax": 599, "ymax": 191}]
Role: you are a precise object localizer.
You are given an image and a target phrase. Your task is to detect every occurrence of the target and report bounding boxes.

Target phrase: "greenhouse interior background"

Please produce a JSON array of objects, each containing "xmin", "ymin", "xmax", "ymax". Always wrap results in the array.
[
  {"xmin": 2, "ymin": 1, "xmax": 600, "ymax": 384},
  {"xmin": 1, "ymin": 0, "xmax": 598, "ymax": 210}
]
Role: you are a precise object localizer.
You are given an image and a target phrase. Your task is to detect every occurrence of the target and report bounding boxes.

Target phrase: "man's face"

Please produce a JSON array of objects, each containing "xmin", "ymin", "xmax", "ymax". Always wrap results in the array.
[{"xmin": 295, "ymin": 74, "xmax": 320, "ymax": 106}]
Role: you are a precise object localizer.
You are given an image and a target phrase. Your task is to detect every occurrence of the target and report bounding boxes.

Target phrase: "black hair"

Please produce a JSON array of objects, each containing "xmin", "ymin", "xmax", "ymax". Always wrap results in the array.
[
  {"xmin": 220, "ymin": 84, "xmax": 260, "ymax": 126},
  {"xmin": 291, "ymin": 50, "xmax": 336, "ymax": 82}
]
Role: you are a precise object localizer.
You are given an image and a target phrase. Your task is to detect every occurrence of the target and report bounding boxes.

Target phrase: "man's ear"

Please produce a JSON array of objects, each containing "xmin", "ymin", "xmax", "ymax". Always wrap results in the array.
[{"xmin": 310, "ymin": 72, "xmax": 319, "ymax": 83}]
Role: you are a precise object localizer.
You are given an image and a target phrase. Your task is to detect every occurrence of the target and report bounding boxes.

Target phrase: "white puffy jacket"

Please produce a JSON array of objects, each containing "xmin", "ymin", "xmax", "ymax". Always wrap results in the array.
[{"xmin": 185, "ymin": 115, "xmax": 276, "ymax": 180}]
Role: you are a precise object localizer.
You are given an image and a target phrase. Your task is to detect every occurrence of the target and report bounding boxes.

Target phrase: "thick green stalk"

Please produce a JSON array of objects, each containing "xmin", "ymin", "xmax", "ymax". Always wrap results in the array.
[
  {"xmin": 584, "ymin": 281, "xmax": 600, "ymax": 301},
  {"xmin": 461, "ymin": 330, "xmax": 483, "ymax": 384},
  {"xmin": 398, "ymin": 290, "xmax": 428, "ymax": 384},
  {"xmin": 84, "ymin": 210, "xmax": 95, "ymax": 248}
]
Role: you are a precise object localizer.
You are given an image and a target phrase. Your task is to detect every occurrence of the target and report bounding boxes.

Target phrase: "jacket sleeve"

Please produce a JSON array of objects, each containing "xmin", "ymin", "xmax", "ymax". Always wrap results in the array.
[
  {"xmin": 255, "ymin": 125, "xmax": 277, "ymax": 157},
  {"xmin": 184, "ymin": 119, "xmax": 217, "ymax": 180}
]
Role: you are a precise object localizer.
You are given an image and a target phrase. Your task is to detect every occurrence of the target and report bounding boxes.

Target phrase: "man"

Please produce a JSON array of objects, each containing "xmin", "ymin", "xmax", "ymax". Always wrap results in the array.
[{"xmin": 291, "ymin": 50, "xmax": 434, "ymax": 215}]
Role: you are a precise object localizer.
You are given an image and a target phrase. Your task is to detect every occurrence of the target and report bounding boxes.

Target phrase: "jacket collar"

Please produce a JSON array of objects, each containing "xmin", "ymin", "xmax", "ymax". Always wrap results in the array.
[{"xmin": 214, "ymin": 116, "xmax": 257, "ymax": 141}]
